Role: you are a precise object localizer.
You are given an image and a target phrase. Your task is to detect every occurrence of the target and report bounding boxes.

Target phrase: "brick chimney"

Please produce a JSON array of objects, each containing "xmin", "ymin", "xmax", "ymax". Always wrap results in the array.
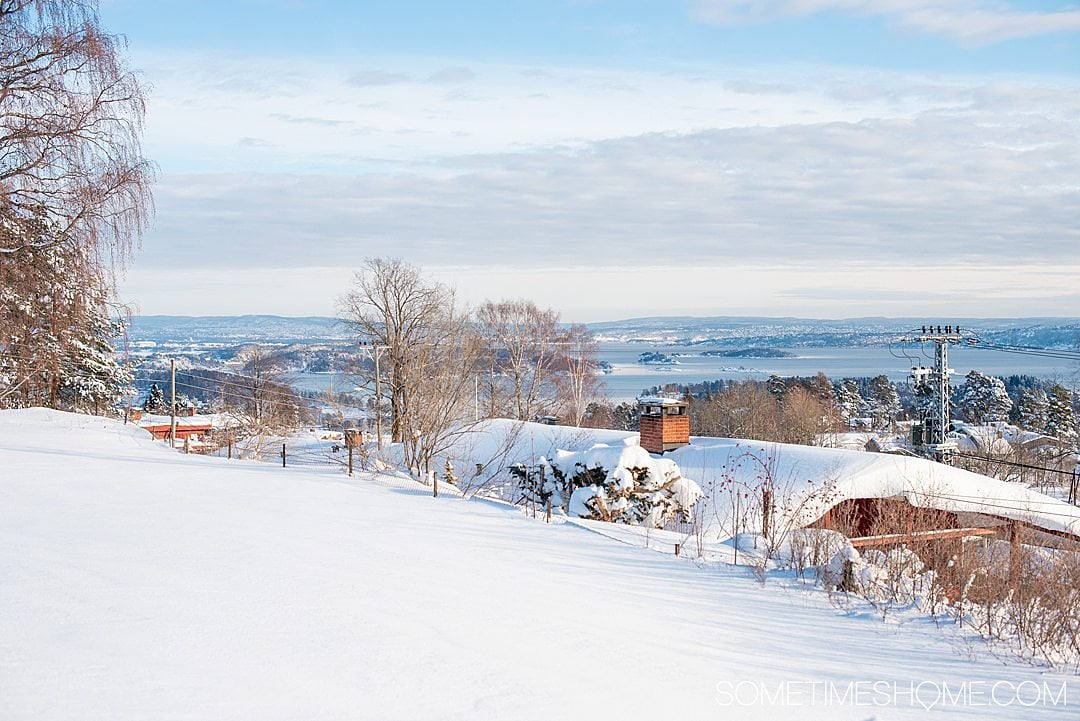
[{"xmin": 638, "ymin": 398, "xmax": 690, "ymax": 454}]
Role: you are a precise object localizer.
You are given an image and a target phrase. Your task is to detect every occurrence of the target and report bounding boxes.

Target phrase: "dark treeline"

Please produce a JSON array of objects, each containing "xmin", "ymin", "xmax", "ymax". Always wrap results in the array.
[{"xmin": 632, "ymin": 371, "xmax": 1078, "ymax": 446}]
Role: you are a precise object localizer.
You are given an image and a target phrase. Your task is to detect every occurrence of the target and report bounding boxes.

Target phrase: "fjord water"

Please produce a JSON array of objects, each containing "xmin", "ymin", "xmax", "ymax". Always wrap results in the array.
[
  {"xmin": 293, "ymin": 343, "xmax": 1077, "ymax": 401},
  {"xmin": 599, "ymin": 343, "xmax": 1076, "ymax": 400}
]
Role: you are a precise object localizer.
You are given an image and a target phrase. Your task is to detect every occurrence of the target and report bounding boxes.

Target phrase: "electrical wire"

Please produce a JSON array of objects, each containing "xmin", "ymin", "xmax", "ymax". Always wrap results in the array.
[
  {"xmin": 962, "ymin": 332, "xmax": 1080, "ymax": 362},
  {"xmin": 131, "ymin": 376, "xmax": 315, "ymax": 406},
  {"xmin": 950, "ymin": 452, "xmax": 1078, "ymax": 478},
  {"xmin": 133, "ymin": 365, "xmax": 371, "ymax": 401},
  {"xmin": 904, "ymin": 489, "xmax": 1080, "ymax": 521}
]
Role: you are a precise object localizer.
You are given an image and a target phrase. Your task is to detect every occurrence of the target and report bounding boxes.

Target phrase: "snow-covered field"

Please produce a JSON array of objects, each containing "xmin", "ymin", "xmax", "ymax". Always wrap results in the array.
[{"xmin": 1, "ymin": 409, "xmax": 1076, "ymax": 719}]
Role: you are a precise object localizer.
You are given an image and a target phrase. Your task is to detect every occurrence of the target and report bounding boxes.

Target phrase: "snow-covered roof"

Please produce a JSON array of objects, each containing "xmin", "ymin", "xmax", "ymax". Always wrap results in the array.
[
  {"xmin": 637, "ymin": 396, "xmax": 686, "ymax": 406},
  {"xmin": 675, "ymin": 438, "xmax": 1080, "ymax": 538},
  {"xmin": 136, "ymin": 413, "xmax": 236, "ymax": 429}
]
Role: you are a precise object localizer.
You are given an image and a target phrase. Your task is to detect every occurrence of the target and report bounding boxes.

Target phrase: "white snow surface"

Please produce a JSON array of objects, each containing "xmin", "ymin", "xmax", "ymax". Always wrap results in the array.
[{"xmin": 2, "ymin": 409, "xmax": 1077, "ymax": 720}]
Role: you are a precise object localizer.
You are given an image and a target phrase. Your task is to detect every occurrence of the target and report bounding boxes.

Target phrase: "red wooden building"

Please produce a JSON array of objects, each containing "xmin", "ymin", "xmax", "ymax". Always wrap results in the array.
[{"xmin": 137, "ymin": 408, "xmax": 214, "ymax": 442}]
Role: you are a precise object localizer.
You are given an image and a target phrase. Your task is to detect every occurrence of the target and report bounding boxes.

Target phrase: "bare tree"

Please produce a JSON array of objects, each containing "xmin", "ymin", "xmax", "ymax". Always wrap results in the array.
[
  {"xmin": 1, "ymin": 0, "xmax": 152, "ymax": 266},
  {"xmin": 778, "ymin": 385, "xmax": 831, "ymax": 446},
  {"xmin": 338, "ymin": 258, "xmax": 482, "ymax": 482},
  {"xmin": 338, "ymin": 258, "xmax": 448, "ymax": 443},
  {"xmin": 476, "ymin": 299, "xmax": 561, "ymax": 420},
  {"xmin": 694, "ymin": 380, "xmax": 780, "ymax": 441},
  {"xmin": 227, "ymin": 346, "xmax": 306, "ymax": 429},
  {"xmin": 398, "ymin": 303, "xmax": 484, "ymax": 480},
  {"xmin": 0, "ymin": 1, "xmax": 151, "ymax": 414},
  {"xmin": 555, "ymin": 323, "xmax": 603, "ymax": 427},
  {"xmin": 217, "ymin": 346, "xmax": 309, "ymax": 457}
]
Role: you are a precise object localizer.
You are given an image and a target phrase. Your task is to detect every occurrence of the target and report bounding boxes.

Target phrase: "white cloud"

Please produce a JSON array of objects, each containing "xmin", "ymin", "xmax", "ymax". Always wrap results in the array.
[
  {"xmin": 693, "ymin": 1, "xmax": 1080, "ymax": 45},
  {"xmin": 139, "ymin": 52, "xmax": 987, "ymax": 174},
  {"xmin": 139, "ymin": 102, "xmax": 1080, "ymax": 271},
  {"xmin": 126, "ymin": 51, "xmax": 1080, "ymax": 317},
  {"xmin": 122, "ymin": 262, "xmax": 1080, "ymax": 320},
  {"xmin": 426, "ymin": 66, "xmax": 477, "ymax": 85},
  {"xmin": 345, "ymin": 70, "xmax": 412, "ymax": 87}
]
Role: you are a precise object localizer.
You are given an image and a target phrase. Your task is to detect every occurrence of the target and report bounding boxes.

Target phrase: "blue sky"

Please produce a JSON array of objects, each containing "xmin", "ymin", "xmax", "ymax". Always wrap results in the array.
[
  {"xmin": 104, "ymin": 1, "xmax": 1078, "ymax": 73},
  {"xmin": 102, "ymin": 1, "xmax": 1080, "ymax": 320}
]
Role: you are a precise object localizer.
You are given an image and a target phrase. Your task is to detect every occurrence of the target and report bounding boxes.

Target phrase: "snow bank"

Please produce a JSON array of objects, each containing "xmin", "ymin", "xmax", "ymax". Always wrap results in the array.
[{"xmin": 2, "ymin": 407, "xmax": 170, "ymax": 453}]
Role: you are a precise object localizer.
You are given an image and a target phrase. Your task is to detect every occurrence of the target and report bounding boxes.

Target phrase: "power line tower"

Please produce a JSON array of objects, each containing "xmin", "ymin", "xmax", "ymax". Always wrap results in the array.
[{"xmin": 902, "ymin": 324, "xmax": 966, "ymax": 459}]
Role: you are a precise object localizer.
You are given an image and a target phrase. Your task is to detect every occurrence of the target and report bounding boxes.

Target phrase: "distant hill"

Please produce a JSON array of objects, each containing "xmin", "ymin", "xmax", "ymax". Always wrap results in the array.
[
  {"xmin": 130, "ymin": 315, "xmax": 349, "ymax": 343},
  {"xmin": 586, "ymin": 316, "xmax": 1080, "ymax": 349},
  {"xmin": 128, "ymin": 314, "xmax": 1080, "ymax": 350}
]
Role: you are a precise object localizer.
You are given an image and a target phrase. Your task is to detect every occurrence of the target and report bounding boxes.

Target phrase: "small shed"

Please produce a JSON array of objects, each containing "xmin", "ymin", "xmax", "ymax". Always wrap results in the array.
[
  {"xmin": 136, "ymin": 413, "xmax": 214, "ymax": 443},
  {"xmin": 638, "ymin": 397, "xmax": 690, "ymax": 454}
]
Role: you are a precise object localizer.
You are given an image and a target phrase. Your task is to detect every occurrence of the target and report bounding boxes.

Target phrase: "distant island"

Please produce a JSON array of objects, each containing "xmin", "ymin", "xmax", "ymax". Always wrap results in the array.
[
  {"xmin": 638, "ymin": 351, "xmax": 680, "ymax": 365},
  {"xmin": 701, "ymin": 348, "xmax": 797, "ymax": 359}
]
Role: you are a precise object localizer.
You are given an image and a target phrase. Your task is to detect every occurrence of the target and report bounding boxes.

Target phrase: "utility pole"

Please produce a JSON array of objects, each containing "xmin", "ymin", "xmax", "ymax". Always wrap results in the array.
[
  {"xmin": 169, "ymin": 358, "xmax": 177, "ymax": 448},
  {"xmin": 360, "ymin": 341, "xmax": 389, "ymax": 451},
  {"xmin": 902, "ymin": 324, "xmax": 966, "ymax": 460},
  {"xmin": 374, "ymin": 345, "xmax": 382, "ymax": 451}
]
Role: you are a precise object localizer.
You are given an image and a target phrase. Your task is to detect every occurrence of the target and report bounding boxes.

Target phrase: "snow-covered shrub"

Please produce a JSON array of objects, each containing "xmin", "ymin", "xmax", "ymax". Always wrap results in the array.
[
  {"xmin": 775, "ymin": 528, "xmax": 849, "ymax": 578},
  {"xmin": 554, "ymin": 445, "xmax": 701, "ymax": 529},
  {"xmin": 821, "ymin": 542, "xmax": 942, "ymax": 619}
]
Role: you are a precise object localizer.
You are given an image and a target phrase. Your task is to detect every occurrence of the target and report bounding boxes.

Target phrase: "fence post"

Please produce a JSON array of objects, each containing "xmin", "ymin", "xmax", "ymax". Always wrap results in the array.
[
  {"xmin": 281, "ymin": 442, "xmax": 286, "ymax": 468},
  {"xmin": 1009, "ymin": 522, "xmax": 1021, "ymax": 588},
  {"xmin": 733, "ymin": 492, "xmax": 740, "ymax": 566},
  {"xmin": 344, "ymin": 428, "xmax": 361, "ymax": 477}
]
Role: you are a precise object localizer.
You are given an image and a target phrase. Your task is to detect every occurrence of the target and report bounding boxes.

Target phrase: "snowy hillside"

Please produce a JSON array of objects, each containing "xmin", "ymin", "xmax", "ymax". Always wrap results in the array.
[{"xmin": 1, "ymin": 409, "xmax": 1075, "ymax": 720}]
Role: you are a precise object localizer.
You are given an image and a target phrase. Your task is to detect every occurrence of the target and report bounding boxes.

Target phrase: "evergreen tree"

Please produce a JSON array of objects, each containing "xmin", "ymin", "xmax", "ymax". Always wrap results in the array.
[
  {"xmin": 954, "ymin": 370, "xmax": 1013, "ymax": 424},
  {"xmin": 833, "ymin": 379, "xmax": 867, "ymax": 426},
  {"xmin": 1, "ymin": 210, "xmax": 131, "ymax": 413},
  {"xmin": 867, "ymin": 375, "xmax": 900, "ymax": 430},
  {"xmin": 1045, "ymin": 384, "xmax": 1078, "ymax": 444},
  {"xmin": 443, "ymin": 458, "xmax": 458, "ymax": 486},
  {"xmin": 57, "ymin": 311, "xmax": 132, "ymax": 414},
  {"xmin": 610, "ymin": 401, "xmax": 639, "ymax": 431},
  {"xmin": 766, "ymin": 374, "xmax": 788, "ymax": 402},
  {"xmin": 1016, "ymin": 387, "xmax": 1050, "ymax": 435},
  {"xmin": 143, "ymin": 383, "xmax": 166, "ymax": 414},
  {"xmin": 912, "ymin": 380, "xmax": 935, "ymax": 421},
  {"xmin": 807, "ymin": 372, "xmax": 836, "ymax": 407}
]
